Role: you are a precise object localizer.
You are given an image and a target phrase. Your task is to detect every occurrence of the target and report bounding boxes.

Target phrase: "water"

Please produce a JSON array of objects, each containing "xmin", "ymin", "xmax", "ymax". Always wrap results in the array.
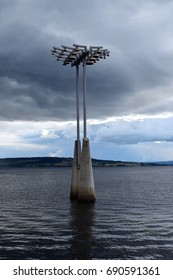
[{"xmin": 0, "ymin": 166, "xmax": 173, "ymax": 260}]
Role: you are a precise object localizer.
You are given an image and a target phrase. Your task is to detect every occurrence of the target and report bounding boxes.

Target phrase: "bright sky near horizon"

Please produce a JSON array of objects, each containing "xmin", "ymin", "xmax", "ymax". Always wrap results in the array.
[{"xmin": 1, "ymin": 0, "xmax": 173, "ymax": 162}]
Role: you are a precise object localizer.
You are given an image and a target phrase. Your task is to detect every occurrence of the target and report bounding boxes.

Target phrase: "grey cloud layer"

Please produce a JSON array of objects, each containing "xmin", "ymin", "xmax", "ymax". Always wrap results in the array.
[{"xmin": 0, "ymin": 0, "xmax": 173, "ymax": 121}]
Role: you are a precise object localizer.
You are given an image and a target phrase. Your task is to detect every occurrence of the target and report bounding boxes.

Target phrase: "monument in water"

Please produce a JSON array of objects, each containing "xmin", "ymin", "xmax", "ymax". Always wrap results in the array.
[{"xmin": 51, "ymin": 44, "xmax": 110, "ymax": 202}]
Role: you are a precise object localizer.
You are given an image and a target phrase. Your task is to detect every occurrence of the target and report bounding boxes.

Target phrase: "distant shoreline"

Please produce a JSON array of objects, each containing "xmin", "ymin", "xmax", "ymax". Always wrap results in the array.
[{"xmin": 0, "ymin": 157, "xmax": 172, "ymax": 168}]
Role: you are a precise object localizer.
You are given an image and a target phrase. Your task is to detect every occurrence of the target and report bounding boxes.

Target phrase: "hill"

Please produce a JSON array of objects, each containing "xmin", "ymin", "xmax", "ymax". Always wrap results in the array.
[
  {"xmin": 0, "ymin": 157, "xmax": 172, "ymax": 168},
  {"xmin": 0, "ymin": 157, "xmax": 151, "ymax": 168}
]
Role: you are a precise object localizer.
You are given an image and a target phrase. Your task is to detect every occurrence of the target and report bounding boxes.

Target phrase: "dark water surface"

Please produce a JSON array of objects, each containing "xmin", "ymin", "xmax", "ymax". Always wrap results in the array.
[{"xmin": 0, "ymin": 166, "xmax": 173, "ymax": 260}]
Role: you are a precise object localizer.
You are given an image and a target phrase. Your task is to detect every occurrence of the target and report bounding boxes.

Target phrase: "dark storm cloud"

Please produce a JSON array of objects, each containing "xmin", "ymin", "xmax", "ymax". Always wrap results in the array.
[
  {"xmin": 0, "ymin": 0, "xmax": 173, "ymax": 121},
  {"xmin": 0, "ymin": 0, "xmax": 76, "ymax": 120}
]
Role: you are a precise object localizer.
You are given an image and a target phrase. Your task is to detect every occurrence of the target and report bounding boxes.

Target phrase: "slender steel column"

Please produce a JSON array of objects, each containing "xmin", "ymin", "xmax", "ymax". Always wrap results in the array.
[
  {"xmin": 83, "ymin": 56, "xmax": 87, "ymax": 139},
  {"xmin": 76, "ymin": 64, "xmax": 80, "ymax": 166}
]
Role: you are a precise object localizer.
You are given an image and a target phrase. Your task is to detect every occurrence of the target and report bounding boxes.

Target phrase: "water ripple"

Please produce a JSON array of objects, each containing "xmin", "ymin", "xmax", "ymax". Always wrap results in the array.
[{"xmin": 0, "ymin": 167, "xmax": 173, "ymax": 259}]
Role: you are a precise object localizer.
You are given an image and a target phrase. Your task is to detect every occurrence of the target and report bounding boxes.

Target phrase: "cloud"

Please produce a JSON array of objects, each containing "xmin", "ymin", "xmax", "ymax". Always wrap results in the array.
[
  {"xmin": 40, "ymin": 129, "xmax": 59, "ymax": 139},
  {"xmin": 90, "ymin": 115, "xmax": 173, "ymax": 144},
  {"xmin": 1, "ymin": 0, "xmax": 173, "ymax": 161},
  {"xmin": 49, "ymin": 149, "xmax": 63, "ymax": 157},
  {"xmin": 0, "ymin": 114, "xmax": 173, "ymax": 161},
  {"xmin": 0, "ymin": 0, "xmax": 173, "ymax": 122}
]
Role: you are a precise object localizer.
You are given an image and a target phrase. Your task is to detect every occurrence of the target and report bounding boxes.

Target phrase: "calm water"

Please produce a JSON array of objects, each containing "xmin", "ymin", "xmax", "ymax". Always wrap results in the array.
[{"xmin": 0, "ymin": 166, "xmax": 173, "ymax": 260}]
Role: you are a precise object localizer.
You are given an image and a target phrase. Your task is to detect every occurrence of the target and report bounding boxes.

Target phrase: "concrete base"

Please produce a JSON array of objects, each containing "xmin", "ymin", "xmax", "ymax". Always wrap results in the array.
[
  {"xmin": 70, "ymin": 140, "xmax": 81, "ymax": 200},
  {"xmin": 78, "ymin": 138, "xmax": 96, "ymax": 202}
]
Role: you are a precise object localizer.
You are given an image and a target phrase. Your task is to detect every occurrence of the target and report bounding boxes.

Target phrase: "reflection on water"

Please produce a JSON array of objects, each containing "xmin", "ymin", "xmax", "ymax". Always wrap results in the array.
[
  {"xmin": 0, "ymin": 167, "xmax": 173, "ymax": 259},
  {"xmin": 69, "ymin": 201, "xmax": 95, "ymax": 259}
]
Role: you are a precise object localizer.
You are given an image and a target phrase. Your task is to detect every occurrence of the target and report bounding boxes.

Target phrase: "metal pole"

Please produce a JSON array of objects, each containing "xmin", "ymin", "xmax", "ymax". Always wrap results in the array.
[
  {"xmin": 76, "ymin": 64, "xmax": 80, "ymax": 166},
  {"xmin": 83, "ymin": 55, "xmax": 87, "ymax": 139}
]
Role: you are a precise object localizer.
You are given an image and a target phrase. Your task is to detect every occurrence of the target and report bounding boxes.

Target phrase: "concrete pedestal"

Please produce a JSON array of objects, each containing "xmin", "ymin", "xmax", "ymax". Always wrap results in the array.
[
  {"xmin": 70, "ymin": 140, "xmax": 81, "ymax": 200},
  {"xmin": 78, "ymin": 138, "xmax": 96, "ymax": 202}
]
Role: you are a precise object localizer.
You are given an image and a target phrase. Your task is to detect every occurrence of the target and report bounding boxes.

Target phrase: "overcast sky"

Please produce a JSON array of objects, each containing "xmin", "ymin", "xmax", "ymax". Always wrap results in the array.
[{"xmin": 1, "ymin": 0, "xmax": 173, "ymax": 161}]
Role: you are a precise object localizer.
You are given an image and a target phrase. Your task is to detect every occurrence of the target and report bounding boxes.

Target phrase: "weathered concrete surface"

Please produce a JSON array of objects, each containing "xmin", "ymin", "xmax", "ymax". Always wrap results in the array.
[
  {"xmin": 78, "ymin": 138, "xmax": 96, "ymax": 202},
  {"xmin": 70, "ymin": 140, "xmax": 81, "ymax": 200}
]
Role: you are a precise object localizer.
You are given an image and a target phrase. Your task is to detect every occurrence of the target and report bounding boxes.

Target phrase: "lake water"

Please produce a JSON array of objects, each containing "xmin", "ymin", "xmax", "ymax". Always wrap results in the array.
[{"xmin": 0, "ymin": 166, "xmax": 173, "ymax": 260}]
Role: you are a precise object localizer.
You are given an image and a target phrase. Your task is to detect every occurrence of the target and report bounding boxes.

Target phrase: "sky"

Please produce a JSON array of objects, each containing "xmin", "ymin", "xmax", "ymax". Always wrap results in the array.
[{"xmin": 1, "ymin": 0, "xmax": 173, "ymax": 162}]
